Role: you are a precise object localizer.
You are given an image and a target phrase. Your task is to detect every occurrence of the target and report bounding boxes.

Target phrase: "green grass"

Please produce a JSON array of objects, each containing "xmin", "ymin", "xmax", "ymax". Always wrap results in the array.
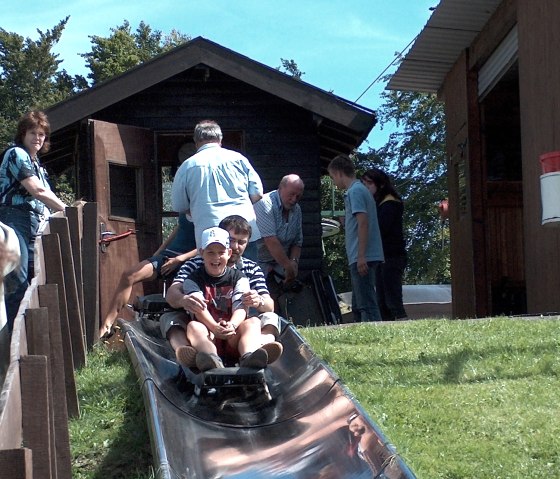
[
  {"xmin": 302, "ymin": 317, "xmax": 560, "ymax": 478},
  {"xmin": 69, "ymin": 344, "xmax": 154, "ymax": 479},
  {"xmin": 70, "ymin": 317, "xmax": 560, "ymax": 478}
]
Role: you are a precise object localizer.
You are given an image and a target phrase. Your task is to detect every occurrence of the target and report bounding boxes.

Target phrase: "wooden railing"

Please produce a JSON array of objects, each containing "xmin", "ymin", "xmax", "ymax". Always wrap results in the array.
[{"xmin": 0, "ymin": 202, "xmax": 99, "ymax": 479}]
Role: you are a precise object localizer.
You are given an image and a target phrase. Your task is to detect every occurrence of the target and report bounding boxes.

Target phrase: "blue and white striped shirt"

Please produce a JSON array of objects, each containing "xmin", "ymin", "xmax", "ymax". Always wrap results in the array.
[{"xmin": 173, "ymin": 256, "xmax": 269, "ymax": 296}]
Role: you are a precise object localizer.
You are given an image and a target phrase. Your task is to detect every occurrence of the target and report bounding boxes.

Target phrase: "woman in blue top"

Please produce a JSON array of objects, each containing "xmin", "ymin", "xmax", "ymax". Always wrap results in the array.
[{"xmin": 0, "ymin": 111, "xmax": 68, "ymax": 329}]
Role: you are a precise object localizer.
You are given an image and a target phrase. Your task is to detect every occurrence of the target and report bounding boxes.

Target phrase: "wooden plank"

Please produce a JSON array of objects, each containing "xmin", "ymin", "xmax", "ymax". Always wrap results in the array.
[
  {"xmin": 82, "ymin": 202, "xmax": 99, "ymax": 347},
  {"xmin": 0, "ymin": 361, "xmax": 23, "ymax": 450},
  {"xmin": 20, "ymin": 354, "xmax": 52, "ymax": 479},
  {"xmin": 48, "ymin": 218, "xmax": 86, "ymax": 366},
  {"xmin": 38, "ymin": 283, "xmax": 78, "ymax": 419},
  {"xmin": 65, "ymin": 206, "xmax": 85, "ymax": 331},
  {"xmin": 38, "ymin": 284, "xmax": 75, "ymax": 478},
  {"xmin": 0, "ymin": 448, "xmax": 33, "ymax": 479},
  {"xmin": 41, "ymin": 233, "xmax": 86, "ymax": 369}
]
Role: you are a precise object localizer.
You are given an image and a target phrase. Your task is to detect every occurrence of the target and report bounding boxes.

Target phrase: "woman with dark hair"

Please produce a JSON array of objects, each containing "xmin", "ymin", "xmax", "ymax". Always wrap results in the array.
[
  {"xmin": 0, "ymin": 111, "xmax": 68, "ymax": 329},
  {"xmin": 361, "ymin": 168, "xmax": 408, "ymax": 321}
]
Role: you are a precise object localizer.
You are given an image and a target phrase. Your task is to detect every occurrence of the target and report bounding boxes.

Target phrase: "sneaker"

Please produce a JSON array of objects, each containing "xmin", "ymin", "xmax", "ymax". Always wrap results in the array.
[
  {"xmin": 239, "ymin": 348, "xmax": 268, "ymax": 369},
  {"xmin": 261, "ymin": 341, "xmax": 283, "ymax": 364},
  {"xmin": 196, "ymin": 352, "xmax": 224, "ymax": 372},
  {"xmin": 175, "ymin": 345, "xmax": 197, "ymax": 368}
]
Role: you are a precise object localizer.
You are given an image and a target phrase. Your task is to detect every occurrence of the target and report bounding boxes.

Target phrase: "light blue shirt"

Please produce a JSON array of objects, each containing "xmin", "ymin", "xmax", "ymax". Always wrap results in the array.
[
  {"xmin": 171, "ymin": 143, "xmax": 263, "ymax": 247},
  {"xmin": 254, "ymin": 189, "xmax": 303, "ymax": 265},
  {"xmin": 0, "ymin": 146, "xmax": 52, "ymax": 214},
  {"xmin": 344, "ymin": 180, "xmax": 384, "ymax": 265}
]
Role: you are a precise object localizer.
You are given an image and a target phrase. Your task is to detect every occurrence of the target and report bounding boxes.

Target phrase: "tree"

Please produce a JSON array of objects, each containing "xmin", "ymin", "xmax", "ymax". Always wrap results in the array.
[
  {"xmin": 81, "ymin": 21, "xmax": 190, "ymax": 84},
  {"xmin": 277, "ymin": 59, "xmax": 304, "ymax": 79},
  {"xmin": 321, "ymin": 88, "xmax": 450, "ymax": 292},
  {"xmin": 359, "ymin": 88, "xmax": 450, "ymax": 284},
  {"xmin": 0, "ymin": 17, "xmax": 87, "ymax": 145}
]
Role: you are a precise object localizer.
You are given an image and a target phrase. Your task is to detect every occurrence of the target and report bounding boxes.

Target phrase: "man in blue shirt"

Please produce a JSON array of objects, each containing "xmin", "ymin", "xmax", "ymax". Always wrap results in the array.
[
  {"xmin": 171, "ymin": 120, "xmax": 263, "ymax": 261},
  {"xmin": 328, "ymin": 155, "xmax": 383, "ymax": 322}
]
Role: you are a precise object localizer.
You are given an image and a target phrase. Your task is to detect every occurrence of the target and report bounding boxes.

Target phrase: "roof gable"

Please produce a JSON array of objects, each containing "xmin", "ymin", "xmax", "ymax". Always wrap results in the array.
[{"xmin": 46, "ymin": 37, "xmax": 375, "ymax": 142}]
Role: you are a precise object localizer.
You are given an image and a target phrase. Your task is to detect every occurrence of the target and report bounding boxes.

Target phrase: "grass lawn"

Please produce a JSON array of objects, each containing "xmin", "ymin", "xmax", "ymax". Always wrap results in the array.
[{"xmin": 70, "ymin": 317, "xmax": 560, "ymax": 478}]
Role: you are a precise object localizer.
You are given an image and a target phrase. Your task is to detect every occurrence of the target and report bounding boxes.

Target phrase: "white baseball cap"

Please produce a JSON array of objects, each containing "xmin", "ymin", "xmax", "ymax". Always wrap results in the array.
[{"xmin": 200, "ymin": 227, "xmax": 230, "ymax": 249}]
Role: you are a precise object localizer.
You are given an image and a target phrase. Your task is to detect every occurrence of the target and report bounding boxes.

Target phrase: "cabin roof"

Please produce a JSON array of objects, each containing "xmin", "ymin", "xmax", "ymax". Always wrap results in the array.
[
  {"xmin": 46, "ymin": 36, "xmax": 376, "ymax": 162},
  {"xmin": 387, "ymin": 0, "xmax": 502, "ymax": 93}
]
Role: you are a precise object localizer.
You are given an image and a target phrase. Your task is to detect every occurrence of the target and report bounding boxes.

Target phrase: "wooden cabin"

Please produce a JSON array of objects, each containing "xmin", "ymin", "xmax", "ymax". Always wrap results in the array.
[
  {"xmin": 43, "ymin": 37, "xmax": 376, "ymax": 320},
  {"xmin": 389, "ymin": 0, "xmax": 560, "ymax": 318}
]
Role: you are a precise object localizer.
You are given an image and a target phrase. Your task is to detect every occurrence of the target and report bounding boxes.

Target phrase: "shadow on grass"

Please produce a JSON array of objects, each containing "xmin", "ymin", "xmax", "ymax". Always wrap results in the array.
[
  {"xmin": 330, "ymin": 340, "xmax": 560, "ymax": 386},
  {"xmin": 93, "ymin": 362, "xmax": 153, "ymax": 479}
]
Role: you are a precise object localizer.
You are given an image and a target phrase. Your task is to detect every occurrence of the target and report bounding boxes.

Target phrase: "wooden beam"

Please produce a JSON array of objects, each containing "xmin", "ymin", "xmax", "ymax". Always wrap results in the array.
[
  {"xmin": 48, "ymin": 217, "xmax": 86, "ymax": 363},
  {"xmin": 0, "ymin": 449, "xmax": 33, "ymax": 479},
  {"xmin": 38, "ymin": 284, "xmax": 75, "ymax": 478},
  {"xmin": 20, "ymin": 354, "xmax": 52, "ymax": 479},
  {"xmin": 82, "ymin": 202, "xmax": 100, "ymax": 347}
]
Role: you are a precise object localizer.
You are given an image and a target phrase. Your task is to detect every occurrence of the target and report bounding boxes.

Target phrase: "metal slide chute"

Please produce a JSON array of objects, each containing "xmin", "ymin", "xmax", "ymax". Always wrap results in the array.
[{"xmin": 121, "ymin": 319, "xmax": 416, "ymax": 478}]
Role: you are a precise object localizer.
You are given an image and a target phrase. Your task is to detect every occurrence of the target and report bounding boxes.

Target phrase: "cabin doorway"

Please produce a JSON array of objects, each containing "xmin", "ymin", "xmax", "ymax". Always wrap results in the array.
[
  {"xmin": 91, "ymin": 120, "xmax": 160, "ymax": 323},
  {"xmin": 479, "ymin": 60, "xmax": 526, "ymax": 315}
]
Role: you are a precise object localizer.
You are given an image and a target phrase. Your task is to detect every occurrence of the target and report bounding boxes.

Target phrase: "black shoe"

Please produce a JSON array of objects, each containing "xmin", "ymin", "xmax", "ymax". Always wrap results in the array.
[
  {"xmin": 196, "ymin": 352, "xmax": 224, "ymax": 372},
  {"xmin": 239, "ymin": 348, "xmax": 268, "ymax": 369}
]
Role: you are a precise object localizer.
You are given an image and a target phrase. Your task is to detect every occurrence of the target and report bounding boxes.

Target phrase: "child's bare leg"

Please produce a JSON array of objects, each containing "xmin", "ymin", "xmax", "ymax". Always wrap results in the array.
[
  {"xmin": 187, "ymin": 321, "xmax": 217, "ymax": 355},
  {"xmin": 236, "ymin": 316, "xmax": 262, "ymax": 356}
]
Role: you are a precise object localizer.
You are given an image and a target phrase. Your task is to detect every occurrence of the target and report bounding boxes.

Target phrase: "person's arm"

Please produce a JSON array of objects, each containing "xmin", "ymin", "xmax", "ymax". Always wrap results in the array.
[
  {"xmin": 355, "ymin": 212, "xmax": 369, "ymax": 276},
  {"xmin": 153, "ymin": 225, "xmax": 178, "ymax": 257},
  {"xmin": 166, "ymin": 280, "xmax": 207, "ymax": 313},
  {"xmin": 250, "ymin": 192, "xmax": 262, "ymax": 204},
  {"xmin": 160, "ymin": 248, "xmax": 198, "ymax": 277},
  {"xmin": 262, "ymin": 235, "xmax": 298, "ymax": 281},
  {"xmin": 20, "ymin": 176, "xmax": 67, "ymax": 212},
  {"xmin": 242, "ymin": 290, "xmax": 274, "ymax": 313}
]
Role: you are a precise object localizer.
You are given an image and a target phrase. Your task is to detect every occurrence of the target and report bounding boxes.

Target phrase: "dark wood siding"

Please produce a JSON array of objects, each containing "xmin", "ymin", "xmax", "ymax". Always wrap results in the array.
[
  {"xmin": 518, "ymin": 0, "xmax": 560, "ymax": 313},
  {"xmin": 91, "ymin": 68, "xmax": 324, "ymax": 276}
]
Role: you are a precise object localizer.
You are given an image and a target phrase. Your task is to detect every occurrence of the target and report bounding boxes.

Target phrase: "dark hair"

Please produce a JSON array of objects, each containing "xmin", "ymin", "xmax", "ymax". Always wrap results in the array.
[
  {"xmin": 193, "ymin": 120, "xmax": 222, "ymax": 144},
  {"xmin": 328, "ymin": 154, "xmax": 355, "ymax": 176},
  {"xmin": 219, "ymin": 215, "xmax": 252, "ymax": 238},
  {"xmin": 362, "ymin": 167, "xmax": 402, "ymax": 203},
  {"xmin": 14, "ymin": 110, "xmax": 51, "ymax": 154}
]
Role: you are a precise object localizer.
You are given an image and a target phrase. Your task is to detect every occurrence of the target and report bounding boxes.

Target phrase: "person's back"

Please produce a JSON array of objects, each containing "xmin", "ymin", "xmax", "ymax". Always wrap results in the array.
[
  {"xmin": 171, "ymin": 120, "xmax": 263, "ymax": 254},
  {"xmin": 178, "ymin": 143, "xmax": 261, "ymax": 244}
]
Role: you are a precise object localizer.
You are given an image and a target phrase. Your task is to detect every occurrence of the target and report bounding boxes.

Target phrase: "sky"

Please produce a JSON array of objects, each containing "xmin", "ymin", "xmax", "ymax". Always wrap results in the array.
[{"xmin": 1, "ymin": 0, "xmax": 438, "ymax": 149}]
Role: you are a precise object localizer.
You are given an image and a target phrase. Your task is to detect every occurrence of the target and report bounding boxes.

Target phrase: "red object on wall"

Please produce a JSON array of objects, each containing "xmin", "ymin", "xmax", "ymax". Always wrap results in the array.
[
  {"xmin": 438, "ymin": 199, "xmax": 449, "ymax": 220},
  {"xmin": 540, "ymin": 151, "xmax": 560, "ymax": 174}
]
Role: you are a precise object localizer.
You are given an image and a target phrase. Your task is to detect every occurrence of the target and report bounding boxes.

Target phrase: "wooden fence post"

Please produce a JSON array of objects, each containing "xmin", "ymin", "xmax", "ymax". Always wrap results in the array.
[
  {"xmin": 48, "ymin": 218, "xmax": 86, "ymax": 365},
  {"xmin": 82, "ymin": 202, "xmax": 99, "ymax": 348},
  {"xmin": 41, "ymin": 233, "xmax": 86, "ymax": 369},
  {"xmin": 0, "ymin": 449, "xmax": 33, "ymax": 478},
  {"xmin": 20, "ymin": 354, "xmax": 52, "ymax": 479},
  {"xmin": 38, "ymin": 284, "xmax": 74, "ymax": 478}
]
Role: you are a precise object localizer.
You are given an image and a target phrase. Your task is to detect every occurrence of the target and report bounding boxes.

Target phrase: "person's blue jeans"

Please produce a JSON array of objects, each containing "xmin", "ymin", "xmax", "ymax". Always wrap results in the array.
[
  {"xmin": 350, "ymin": 261, "xmax": 381, "ymax": 322},
  {"xmin": 243, "ymin": 240, "xmax": 258, "ymax": 262},
  {"xmin": 0, "ymin": 206, "xmax": 39, "ymax": 330},
  {"xmin": 376, "ymin": 255, "xmax": 408, "ymax": 320}
]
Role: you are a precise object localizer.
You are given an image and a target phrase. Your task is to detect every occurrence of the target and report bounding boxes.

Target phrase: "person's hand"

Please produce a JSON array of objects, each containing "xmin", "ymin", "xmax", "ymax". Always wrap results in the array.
[
  {"xmin": 284, "ymin": 261, "xmax": 298, "ymax": 283},
  {"xmin": 357, "ymin": 257, "xmax": 369, "ymax": 276},
  {"xmin": 214, "ymin": 320, "xmax": 236, "ymax": 339},
  {"xmin": 242, "ymin": 290, "xmax": 262, "ymax": 309},
  {"xmin": 161, "ymin": 256, "xmax": 182, "ymax": 276},
  {"xmin": 181, "ymin": 293, "xmax": 207, "ymax": 313}
]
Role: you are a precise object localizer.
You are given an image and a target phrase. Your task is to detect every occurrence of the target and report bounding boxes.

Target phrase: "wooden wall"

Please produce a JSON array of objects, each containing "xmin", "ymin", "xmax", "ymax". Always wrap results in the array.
[
  {"xmin": 90, "ymin": 68, "xmax": 323, "ymax": 277},
  {"xmin": 443, "ymin": 51, "xmax": 480, "ymax": 318},
  {"xmin": 518, "ymin": 0, "xmax": 560, "ymax": 313}
]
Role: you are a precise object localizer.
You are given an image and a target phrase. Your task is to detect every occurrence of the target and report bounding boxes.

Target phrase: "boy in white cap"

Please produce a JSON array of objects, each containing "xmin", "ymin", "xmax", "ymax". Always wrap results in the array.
[{"xmin": 182, "ymin": 226, "xmax": 269, "ymax": 371}]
